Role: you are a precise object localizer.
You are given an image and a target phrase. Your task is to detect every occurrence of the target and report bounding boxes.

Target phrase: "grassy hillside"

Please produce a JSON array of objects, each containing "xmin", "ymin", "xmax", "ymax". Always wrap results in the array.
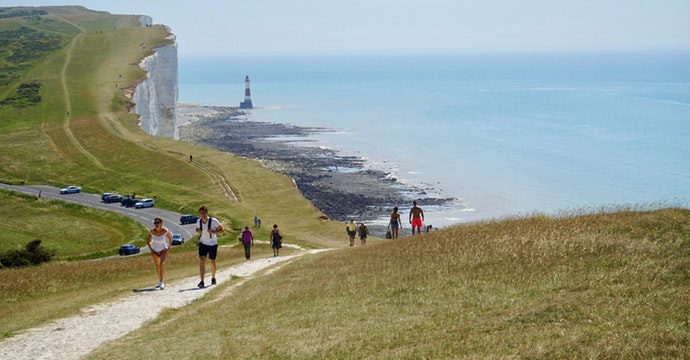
[
  {"xmin": 0, "ymin": 190, "xmax": 145, "ymax": 259},
  {"xmin": 88, "ymin": 207, "xmax": 690, "ymax": 359},
  {"xmin": 0, "ymin": 6, "xmax": 342, "ymax": 255},
  {"xmin": 1, "ymin": 6, "xmax": 688, "ymax": 358}
]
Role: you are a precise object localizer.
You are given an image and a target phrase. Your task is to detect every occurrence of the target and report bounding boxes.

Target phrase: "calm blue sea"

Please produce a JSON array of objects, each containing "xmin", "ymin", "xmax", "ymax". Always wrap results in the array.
[{"xmin": 178, "ymin": 52, "xmax": 690, "ymax": 227}]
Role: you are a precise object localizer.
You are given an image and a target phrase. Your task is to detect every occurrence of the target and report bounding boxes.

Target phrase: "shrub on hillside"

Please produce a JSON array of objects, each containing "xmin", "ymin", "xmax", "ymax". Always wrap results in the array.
[
  {"xmin": 0, "ymin": 81, "xmax": 41, "ymax": 107},
  {"xmin": 0, "ymin": 239, "xmax": 55, "ymax": 268}
]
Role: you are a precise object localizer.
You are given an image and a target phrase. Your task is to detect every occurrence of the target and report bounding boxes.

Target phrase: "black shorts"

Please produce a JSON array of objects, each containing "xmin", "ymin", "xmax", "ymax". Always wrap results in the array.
[{"xmin": 198, "ymin": 243, "xmax": 218, "ymax": 260}]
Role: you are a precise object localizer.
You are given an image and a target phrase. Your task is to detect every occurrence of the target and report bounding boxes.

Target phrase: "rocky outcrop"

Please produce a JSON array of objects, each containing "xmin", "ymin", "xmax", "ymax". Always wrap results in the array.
[{"xmin": 133, "ymin": 30, "xmax": 178, "ymax": 139}]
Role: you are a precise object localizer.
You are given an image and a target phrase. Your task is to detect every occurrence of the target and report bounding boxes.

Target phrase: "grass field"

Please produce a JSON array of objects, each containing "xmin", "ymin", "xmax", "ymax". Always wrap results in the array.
[
  {"xmin": 85, "ymin": 207, "xmax": 690, "ymax": 359},
  {"xmin": 1, "ymin": 6, "xmax": 688, "ymax": 358}
]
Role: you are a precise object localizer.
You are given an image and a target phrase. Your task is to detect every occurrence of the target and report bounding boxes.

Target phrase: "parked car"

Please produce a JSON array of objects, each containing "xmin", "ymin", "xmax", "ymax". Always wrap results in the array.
[
  {"xmin": 101, "ymin": 192, "xmax": 114, "ymax": 201},
  {"xmin": 120, "ymin": 197, "xmax": 138, "ymax": 207},
  {"xmin": 59, "ymin": 185, "xmax": 81, "ymax": 194},
  {"xmin": 118, "ymin": 244, "xmax": 140, "ymax": 256},
  {"xmin": 134, "ymin": 198, "xmax": 154, "ymax": 209},
  {"xmin": 171, "ymin": 233, "xmax": 185, "ymax": 246},
  {"xmin": 103, "ymin": 194, "xmax": 123, "ymax": 203},
  {"xmin": 180, "ymin": 214, "xmax": 199, "ymax": 224}
]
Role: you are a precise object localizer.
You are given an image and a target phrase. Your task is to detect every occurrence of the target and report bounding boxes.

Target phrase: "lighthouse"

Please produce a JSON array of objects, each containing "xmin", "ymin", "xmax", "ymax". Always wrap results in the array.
[{"xmin": 239, "ymin": 75, "xmax": 253, "ymax": 109}]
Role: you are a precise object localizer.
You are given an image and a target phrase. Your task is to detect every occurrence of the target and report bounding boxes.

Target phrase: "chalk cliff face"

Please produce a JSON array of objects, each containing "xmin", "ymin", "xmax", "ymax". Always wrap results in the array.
[{"xmin": 133, "ymin": 30, "xmax": 179, "ymax": 140}]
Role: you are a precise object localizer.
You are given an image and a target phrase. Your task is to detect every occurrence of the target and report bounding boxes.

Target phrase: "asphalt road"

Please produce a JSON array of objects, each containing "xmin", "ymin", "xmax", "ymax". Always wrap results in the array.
[{"xmin": 0, "ymin": 184, "xmax": 199, "ymax": 250}]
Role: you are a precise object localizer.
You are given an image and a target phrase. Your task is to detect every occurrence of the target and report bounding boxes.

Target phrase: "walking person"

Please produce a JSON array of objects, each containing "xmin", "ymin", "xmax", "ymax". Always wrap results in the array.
[
  {"xmin": 147, "ymin": 217, "xmax": 172, "ymax": 290},
  {"xmin": 270, "ymin": 224, "xmax": 282, "ymax": 257},
  {"xmin": 358, "ymin": 222, "xmax": 369, "ymax": 245},
  {"xmin": 196, "ymin": 205, "xmax": 224, "ymax": 288},
  {"xmin": 346, "ymin": 219, "xmax": 357, "ymax": 246},
  {"xmin": 241, "ymin": 226, "xmax": 254, "ymax": 260},
  {"xmin": 409, "ymin": 200, "xmax": 425, "ymax": 235},
  {"xmin": 389, "ymin": 207, "xmax": 402, "ymax": 239}
]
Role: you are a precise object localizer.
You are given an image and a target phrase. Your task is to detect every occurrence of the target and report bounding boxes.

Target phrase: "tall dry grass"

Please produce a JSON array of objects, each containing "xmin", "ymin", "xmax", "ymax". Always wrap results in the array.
[{"xmin": 88, "ymin": 207, "xmax": 689, "ymax": 359}]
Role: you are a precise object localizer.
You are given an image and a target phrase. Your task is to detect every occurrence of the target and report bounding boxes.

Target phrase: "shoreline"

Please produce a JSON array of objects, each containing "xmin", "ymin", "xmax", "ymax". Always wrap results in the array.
[{"xmin": 177, "ymin": 105, "xmax": 456, "ymax": 234}]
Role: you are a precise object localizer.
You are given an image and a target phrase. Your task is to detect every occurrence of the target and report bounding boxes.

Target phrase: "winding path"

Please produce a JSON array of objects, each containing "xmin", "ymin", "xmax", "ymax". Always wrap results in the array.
[
  {"xmin": 0, "ymin": 183, "xmax": 327, "ymax": 359},
  {"xmin": 0, "ymin": 249, "xmax": 326, "ymax": 360},
  {"xmin": 61, "ymin": 34, "xmax": 105, "ymax": 170}
]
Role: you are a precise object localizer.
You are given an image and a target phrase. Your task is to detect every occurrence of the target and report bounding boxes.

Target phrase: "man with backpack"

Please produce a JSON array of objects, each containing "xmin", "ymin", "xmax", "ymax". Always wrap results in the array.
[{"xmin": 196, "ymin": 205, "xmax": 224, "ymax": 288}]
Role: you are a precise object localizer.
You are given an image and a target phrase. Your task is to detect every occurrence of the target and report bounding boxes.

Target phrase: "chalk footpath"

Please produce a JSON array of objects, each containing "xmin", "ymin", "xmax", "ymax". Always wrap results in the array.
[{"xmin": 0, "ymin": 248, "xmax": 326, "ymax": 360}]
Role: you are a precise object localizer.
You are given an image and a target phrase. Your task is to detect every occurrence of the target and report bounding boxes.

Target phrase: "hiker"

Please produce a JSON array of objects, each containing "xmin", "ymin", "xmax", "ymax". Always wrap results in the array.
[
  {"xmin": 389, "ymin": 207, "xmax": 401, "ymax": 239},
  {"xmin": 241, "ymin": 226, "xmax": 254, "ymax": 260},
  {"xmin": 196, "ymin": 205, "xmax": 224, "ymax": 288},
  {"xmin": 147, "ymin": 217, "xmax": 172, "ymax": 290},
  {"xmin": 346, "ymin": 219, "xmax": 357, "ymax": 246},
  {"xmin": 270, "ymin": 224, "xmax": 283, "ymax": 257},
  {"xmin": 409, "ymin": 200, "xmax": 425, "ymax": 235},
  {"xmin": 358, "ymin": 222, "xmax": 369, "ymax": 245}
]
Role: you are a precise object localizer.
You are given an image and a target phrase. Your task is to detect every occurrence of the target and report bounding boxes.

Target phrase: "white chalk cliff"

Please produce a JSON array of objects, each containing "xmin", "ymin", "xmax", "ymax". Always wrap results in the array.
[{"xmin": 132, "ymin": 21, "xmax": 179, "ymax": 140}]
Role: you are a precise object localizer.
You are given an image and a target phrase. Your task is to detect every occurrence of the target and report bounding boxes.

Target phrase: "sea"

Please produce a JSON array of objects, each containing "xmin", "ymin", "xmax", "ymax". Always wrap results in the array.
[{"xmin": 178, "ymin": 51, "xmax": 690, "ymax": 228}]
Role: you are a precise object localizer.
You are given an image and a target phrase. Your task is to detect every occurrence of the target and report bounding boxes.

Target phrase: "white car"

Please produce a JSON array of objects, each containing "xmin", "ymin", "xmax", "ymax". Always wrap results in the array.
[
  {"xmin": 134, "ymin": 198, "xmax": 155, "ymax": 209},
  {"xmin": 59, "ymin": 185, "xmax": 81, "ymax": 194},
  {"xmin": 171, "ymin": 234, "xmax": 185, "ymax": 245}
]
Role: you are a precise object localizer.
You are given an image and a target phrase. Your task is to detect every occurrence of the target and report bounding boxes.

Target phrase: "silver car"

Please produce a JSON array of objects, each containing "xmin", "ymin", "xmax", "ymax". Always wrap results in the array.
[{"xmin": 134, "ymin": 199, "xmax": 155, "ymax": 208}]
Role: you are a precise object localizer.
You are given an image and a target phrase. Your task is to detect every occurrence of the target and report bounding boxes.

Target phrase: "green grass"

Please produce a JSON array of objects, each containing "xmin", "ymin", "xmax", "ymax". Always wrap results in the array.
[
  {"xmin": 0, "ymin": 190, "xmax": 145, "ymax": 259},
  {"xmin": 86, "ymin": 207, "xmax": 690, "ymax": 359},
  {"xmin": 1, "ymin": 7, "xmax": 688, "ymax": 358}
]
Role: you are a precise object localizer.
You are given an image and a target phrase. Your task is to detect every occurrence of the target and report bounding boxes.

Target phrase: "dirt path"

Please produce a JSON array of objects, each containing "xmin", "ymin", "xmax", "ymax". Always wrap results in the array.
[
  {"xmin": 61, "ymin": 33, "xmax": 105, "ymax": 170},
  {"xmin": 0, "ymin": 247, "xmax": 328, "ymax": 360}
]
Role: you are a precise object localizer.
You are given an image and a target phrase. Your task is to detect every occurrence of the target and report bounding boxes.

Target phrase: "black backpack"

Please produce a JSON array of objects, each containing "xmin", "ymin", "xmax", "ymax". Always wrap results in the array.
[{"xmin": 198, "ymin": 217, "xmax": 214, "ymax": 231}]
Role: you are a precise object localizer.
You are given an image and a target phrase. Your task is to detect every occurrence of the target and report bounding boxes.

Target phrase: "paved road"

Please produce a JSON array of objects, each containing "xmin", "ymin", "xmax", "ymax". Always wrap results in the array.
[{"xmin": 0, "ymin": 184, "xmax": 199, "ymax": 247}]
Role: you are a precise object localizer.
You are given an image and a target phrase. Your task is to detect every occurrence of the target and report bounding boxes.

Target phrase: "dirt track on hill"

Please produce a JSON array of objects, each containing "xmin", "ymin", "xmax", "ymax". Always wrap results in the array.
[{"xmin": 0, "ymin": 246, "xmax": 328, "ymax": 360}]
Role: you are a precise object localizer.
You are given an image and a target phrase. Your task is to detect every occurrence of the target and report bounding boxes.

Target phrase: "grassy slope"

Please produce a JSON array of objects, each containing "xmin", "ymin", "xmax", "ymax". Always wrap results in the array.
[
  {"xmin": 89, "ymin": 208, "xmax": 690, "ymax": 359},
  {"xmin": 1, "ymin": 7, "xmax": 688, "ymax": 358},
  {"xmin": 0, "ymin": 5, "xmax": 341, "ymax": 337},
  {"xmin": 0, "ymin": 7, "xmax": 341, "ymax": 251}
]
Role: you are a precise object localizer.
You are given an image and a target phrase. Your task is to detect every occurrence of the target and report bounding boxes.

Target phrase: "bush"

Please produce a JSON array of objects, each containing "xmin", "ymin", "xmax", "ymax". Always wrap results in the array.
[
  {"xmin": 0, "ymin": 81, "xmax": 41, "ymax": 107},
  {"xmin": 0, "ymin": 239, "xmax": 55, "ymax": 268}
]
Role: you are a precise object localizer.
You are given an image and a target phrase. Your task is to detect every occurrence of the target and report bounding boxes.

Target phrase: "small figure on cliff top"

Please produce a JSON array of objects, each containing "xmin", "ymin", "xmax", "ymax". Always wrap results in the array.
[
  {"xmin": 358, "ymin": 222, "xmax": 369, "ymax": 246},
  {"xmin": 241, "ymin": 226, "xmax": 254, "ymax": 260},
  {"xmin": 389, "ymin": 207, "xmax": 401, "ymax": 239},
  {"xmin": 271, "ymin": 224, "xmax": 282, "ymax": 257},
  {"xmin": 409, "ymin": 200, "xmax": 424, "ymax": 236},
  {"xmin": 346, "ymin": 219, "xmax": 357, "ymax": 246}
]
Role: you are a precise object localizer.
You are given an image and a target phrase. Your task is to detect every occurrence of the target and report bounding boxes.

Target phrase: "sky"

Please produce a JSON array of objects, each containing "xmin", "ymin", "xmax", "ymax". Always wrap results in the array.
[{"xmin": 3, "ymin": 1, "xmax": 690, "ymax": 56}]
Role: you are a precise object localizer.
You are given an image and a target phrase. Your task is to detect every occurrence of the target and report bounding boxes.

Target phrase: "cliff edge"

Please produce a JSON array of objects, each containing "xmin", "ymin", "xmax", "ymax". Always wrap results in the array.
[{"xmin": 133, "ymin": 22, "xmax": 179, "ymax": 140}]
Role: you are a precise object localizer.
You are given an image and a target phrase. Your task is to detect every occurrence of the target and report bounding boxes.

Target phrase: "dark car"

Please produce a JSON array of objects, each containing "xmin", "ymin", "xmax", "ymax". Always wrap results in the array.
[
  {"xmin": 118, "ymin": 244, "xmax": 140, "ymax": 256},
  {"xmin": 180, "ymin": 214, "xmax": 199, "ymax": 225},
  {"xmin": 120, "ymin": 197, "xmax": 138, "ymax": 207},
  {"xmin": 101, "ymin": 192, "xmax": 114, "ymax": 201},
  {"xmin": 171, "ymin": 233, "xmax": 185, "ymax": 246},
  {"xmin": 103, "ymin": 194, "xmax": 123, "ymax": 203}
]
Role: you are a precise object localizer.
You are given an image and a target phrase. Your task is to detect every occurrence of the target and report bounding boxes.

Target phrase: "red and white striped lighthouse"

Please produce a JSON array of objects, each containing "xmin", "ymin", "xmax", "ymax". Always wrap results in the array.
[{"xmin": 239, "ymin": 75, "xmax": 253, "ymax": 109}]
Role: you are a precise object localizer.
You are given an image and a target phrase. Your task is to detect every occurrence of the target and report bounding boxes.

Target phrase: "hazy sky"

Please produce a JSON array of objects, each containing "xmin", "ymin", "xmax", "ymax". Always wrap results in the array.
[{"xmin": 4, "ymin": 1, "xmax": 690, "ymax": 56}]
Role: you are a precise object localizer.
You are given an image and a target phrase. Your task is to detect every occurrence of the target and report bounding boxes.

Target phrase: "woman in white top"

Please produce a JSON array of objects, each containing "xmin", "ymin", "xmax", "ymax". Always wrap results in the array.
[{"xmin": 147, "ymin": 217, "xmax": 172, "ymax": 289}]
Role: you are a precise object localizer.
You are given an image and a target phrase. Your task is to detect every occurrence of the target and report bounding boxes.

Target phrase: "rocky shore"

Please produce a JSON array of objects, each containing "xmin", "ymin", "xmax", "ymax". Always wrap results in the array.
[{"xmin": 178, "ymin": 105, "xmax": 453, "ymax": 231}]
